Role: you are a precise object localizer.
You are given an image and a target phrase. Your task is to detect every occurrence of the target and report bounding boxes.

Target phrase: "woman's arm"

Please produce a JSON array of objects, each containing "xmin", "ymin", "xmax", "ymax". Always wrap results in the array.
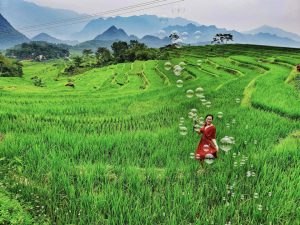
[
  {"xmin": 194, "ymin": 124, "xmax": 205, "ymax": 135},
  {"xmin": 212, "ymin": 139, "xmax": 219, "ymax": 151},
  {"xmin": 197, "ymin": 126, "xmax": 205, "ymax": 135}
]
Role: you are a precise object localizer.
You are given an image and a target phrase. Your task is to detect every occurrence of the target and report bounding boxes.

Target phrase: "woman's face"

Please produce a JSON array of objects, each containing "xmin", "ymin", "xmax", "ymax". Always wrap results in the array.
[{"xmin": 206, "ymin": 116, "xmax": 213, "ymax": 125}]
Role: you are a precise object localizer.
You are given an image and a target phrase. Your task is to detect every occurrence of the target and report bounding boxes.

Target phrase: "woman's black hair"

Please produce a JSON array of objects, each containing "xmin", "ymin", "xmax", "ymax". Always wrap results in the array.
[{"xmin": 205, "ymin": 114, "xmax": 214, "ymax": 120}]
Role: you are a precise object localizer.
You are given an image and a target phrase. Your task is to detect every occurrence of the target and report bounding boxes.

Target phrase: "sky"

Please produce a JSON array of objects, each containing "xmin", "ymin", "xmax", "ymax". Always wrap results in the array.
[{"xmin": 25, "ymin": 0, "xmax": 300, "ymax": 35}]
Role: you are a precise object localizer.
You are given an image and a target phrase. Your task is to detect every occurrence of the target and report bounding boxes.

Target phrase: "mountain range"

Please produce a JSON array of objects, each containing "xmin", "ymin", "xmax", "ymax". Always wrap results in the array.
[
  {"xmin": 161, "ymin": 23, "xmax": 300, "ymax": 48},
  {"xmin": 0, "ymin": 0, "xmax": 196, "ymax": 41},
  {"xmin": 72, "ymin": 24, "xmax": 300, "ymax": 51},
  {"xmin": 73, "ymin": 15, "xmax": 198, "ymax": 41},
  {"xmin": 245, "ymin": 25, "xmax": 300, "ymax": 43},
  {"xmin": 32, "ymin": 33, "xmax": 79, "ymax": 45},
  {"xmin": 72, "ymin": 26, "xmax": 170, "ymax": 52},
  {"xmin": 1, "ymin": 0, "xmax": 300, "ymax": 49}
]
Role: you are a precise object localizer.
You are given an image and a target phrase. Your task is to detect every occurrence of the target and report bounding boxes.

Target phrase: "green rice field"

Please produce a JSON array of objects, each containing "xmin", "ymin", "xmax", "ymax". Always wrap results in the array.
[{"xmin": 0, "ymin": 44, "xmax": 300, "ymax": 224}]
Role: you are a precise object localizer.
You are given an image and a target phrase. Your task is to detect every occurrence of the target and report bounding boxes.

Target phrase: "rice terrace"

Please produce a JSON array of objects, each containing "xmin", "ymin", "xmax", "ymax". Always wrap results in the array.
[{"xmin": 0, "ymin": 0, "xmax": 300, "ymax": 225}]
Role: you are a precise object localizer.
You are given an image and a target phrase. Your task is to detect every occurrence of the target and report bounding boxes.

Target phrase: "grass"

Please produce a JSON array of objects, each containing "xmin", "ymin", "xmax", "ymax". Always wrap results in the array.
[
  {"xmin": 0, "ymin": 187, "xmax": 34, "ymax": 224},
  {"xmin": 0, "ymin": 44, "xmax": 300, "ymax": 224}
]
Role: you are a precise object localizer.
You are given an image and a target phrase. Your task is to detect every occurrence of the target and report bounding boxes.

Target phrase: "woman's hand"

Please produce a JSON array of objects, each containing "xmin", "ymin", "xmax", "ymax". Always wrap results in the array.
[
  {"xmin": 193, "ymin": 126, "xmax": 201, "ymax": 134},
  {"xmin": 212, "ymin": 139, "xmax": 219, "ymax": 151}
]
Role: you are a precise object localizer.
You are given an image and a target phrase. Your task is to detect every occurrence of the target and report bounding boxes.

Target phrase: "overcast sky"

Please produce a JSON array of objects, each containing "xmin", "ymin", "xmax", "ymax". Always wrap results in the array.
[{"xmin": 25, "ymin": 0, "xmax": 300, "ymax": 35}]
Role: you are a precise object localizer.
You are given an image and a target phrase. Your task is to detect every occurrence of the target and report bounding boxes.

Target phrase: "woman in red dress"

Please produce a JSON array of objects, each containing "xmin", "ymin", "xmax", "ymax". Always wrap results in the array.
[{"xmin": 195, "ymin": 114, "xmax": 219, "ymax": 164}]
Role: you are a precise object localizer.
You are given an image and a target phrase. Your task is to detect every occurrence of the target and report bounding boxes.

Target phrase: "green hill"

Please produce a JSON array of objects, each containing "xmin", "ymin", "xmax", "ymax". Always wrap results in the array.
[
  {"xmin": 5, "ymin": 41, "xmax": 70, "ymax": 60},
  {"xmin": 0, "ymin": 44, "xmax": 299, "ymax": 224}
]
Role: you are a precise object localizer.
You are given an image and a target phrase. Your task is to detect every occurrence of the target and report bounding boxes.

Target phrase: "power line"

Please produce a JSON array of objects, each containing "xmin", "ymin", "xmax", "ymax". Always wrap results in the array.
[
  {"xmin": 0, "ymin": 0, "xmax": 183, "ymax": 37},
  {"xmin": 29, "ymin": 3, "xmax": 183, "ymax": 34},
  {"xmin": 17, "ymin": 0, "xmax": 183, "ymax": 32},
  {"xmin": 0, "ymin": 0, "xmax": 184, "ymax": 39}
]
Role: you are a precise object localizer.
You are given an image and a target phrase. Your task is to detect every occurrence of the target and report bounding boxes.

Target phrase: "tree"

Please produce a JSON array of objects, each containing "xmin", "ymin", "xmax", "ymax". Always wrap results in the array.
[
  {"xmin": 95, "ymin": 47, "xmax": 112, "ymax": 66},
  {"xmin": 129, "ymin": 40, "xmax": 139, "ymax": 48},
  {"xmin": 124, "ymin": 40, "xmax": 148, "ymax": 62},
  {"xmin": 211, "ymin": 33, "xmax": 233, "ymax": 44},
  {"xmin": 0, "ymin": 53, "xmax": 23, "ymax": 77},
  {"xmin": 82, "ymin": 49, "xmax": 93, "ymax": 66},
  {"xmin": 224, "ymin": 34, "xmax": 233, "ymax": 44},
  {"xmin": 129, "ymin": 40, "xmax": 147, "ymax": 50},
  {"xmin": 169, "ymin": 32, "xmax": 180, "ymax": 44},
  {"xmin": 82, "ymin": 49, "xmax": 93, "ymax": 58},
  {"xmin": 73, "ymin": 56, "xmax": 83, "ymax": 67},
  {"xmin": 5, "ymin": 41, "xmax": 70, "ymax": 60},
  {"xmin": 0, "ymin": 60, "xmax": 4, "ymax": 74},
  {"xmin": 111, "ymin": 41, "xmax": 128, "ymax": 63}
]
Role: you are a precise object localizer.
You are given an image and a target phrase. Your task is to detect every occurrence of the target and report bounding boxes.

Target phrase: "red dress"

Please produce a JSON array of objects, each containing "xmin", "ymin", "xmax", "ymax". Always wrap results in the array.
[{"xmin": 195, "ymin": 125, "xmax": 217, "ymax": 160}]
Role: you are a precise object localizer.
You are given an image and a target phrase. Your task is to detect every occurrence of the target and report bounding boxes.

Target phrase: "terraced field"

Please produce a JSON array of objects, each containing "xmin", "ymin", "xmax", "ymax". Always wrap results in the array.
[{"xmin": 0, "ymin": 44, "xmax": 300, "ymax": 225}]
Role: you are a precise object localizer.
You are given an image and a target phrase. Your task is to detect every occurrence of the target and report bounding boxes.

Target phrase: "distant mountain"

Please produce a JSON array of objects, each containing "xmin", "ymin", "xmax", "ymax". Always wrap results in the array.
[
  {"xmin": 73, "ymin": 15, "xmax": 198, "ymax": 41},
  {"xmin": 161, "ymin": 23, "xmax": 300, "ymax": 48},
  {"xmin": 0, "ymin": 13, "xmax": 29, "ymax": 49},
  {"xmin": 76, "ymin": 24, "xmax": 300, "ymax": 50},
  {"xmin": 32, "ymin": 33, "xmax": 79, "ymax": 45},
  {"xmin": 1, "ymin": 0, "xmax": 299, "ymax": 48},
  {"xmin": 72, "ymin": 40, "xmax": 115, "ymax": 52},
  {"xmin": 162, "ymin": 23, "xmax": 226, "ymax": 43},
  {"xmin": 94, "ymin": 26, "xmax": 136, "ymax": 41},
  {"xmin": 245, "ymin": 25, "xmax": 300, "ymax": 42},
  {"xmin": 92, "ymin": 26, "xmax": 170, "ymax": 48},
  {"xmin": 70, "ymin": 26, "xmax": 171, "ymax": 51},
  {"xmin": 140, "ymin": 35, "xmax": 170, "ymax": 48},
  {"xmin": 246, "ymin": 32, "xmax": 300, "ymax": 48},
  {"xmin": 0, "ymin": 0, "xmax": 88, "ymax": 40},
  {"xmin": 32, "ymin": 33, "xmax": 62, "ymax": 43}
]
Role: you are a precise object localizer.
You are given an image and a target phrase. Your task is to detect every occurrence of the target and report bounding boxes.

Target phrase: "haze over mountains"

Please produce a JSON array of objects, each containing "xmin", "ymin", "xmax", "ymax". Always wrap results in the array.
[
  {"xmin": 73, "ymin": 15, "xmax": 198, "ymax": 41},
  {"xmin": 71, "ymin": 23, "xmax": 300, "ymax": 51},
  {"xmin": 1, "ymin": 0, "xmax": 300, "ymax": 49},
  {"xmin": 0, "ymin": 0, "xmax": 88, "ymax": 40},
  {"xmin": 94, "ymin": 26, "xmax": 138, "ymax": 42},
  {"xmin": 245, "ymin": 25, "xmax": 300, "ymax": 43},
  {"xmin": 0, "ymin": 14, "xmax": 29, "ymax": 49},
  {"xmin": 93, "ymin": 26, "xmax": 170, "ymax": 48},
  {"xmin": 72, "ymin": 26, "xmax": 170, "ymax": 51},
  {"xmin": 32, "ymin": 33, "xmax": 79, "ymax": 45},
  {"xmin": 162, "ymin": 23, "xmax": 300, "ymax": 48}
]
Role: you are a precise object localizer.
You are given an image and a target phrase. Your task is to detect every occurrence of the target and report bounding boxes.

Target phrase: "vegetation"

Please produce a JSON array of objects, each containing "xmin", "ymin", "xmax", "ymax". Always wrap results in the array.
[
  {"xmin": 211, "ymin": 33, "xmax": 234, "ymax": 44},
  {"xmin": 5, "ymin": 41, "xmax": 70, "ymax": 61},
  {"xmin": 95, "ymin": 47, "xmax": 112, "ymax": 66},
  {"xmin": 0, "ymin": 53, "xmax": 23, "ymax": 77},
  {"xmin": 62, "ymin": 40, "xmax": 168, "ymax": 76},
  {"xmin": 31, "ymin": 76, "xmax": 45, "ymax": 87},
  {"xmin": 0, "ymin": 187, "xmax": 34, "ymax": 224},
  {"xmin": 0, "ymin": 44, "xmax": 299, "ymax": 224}
]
